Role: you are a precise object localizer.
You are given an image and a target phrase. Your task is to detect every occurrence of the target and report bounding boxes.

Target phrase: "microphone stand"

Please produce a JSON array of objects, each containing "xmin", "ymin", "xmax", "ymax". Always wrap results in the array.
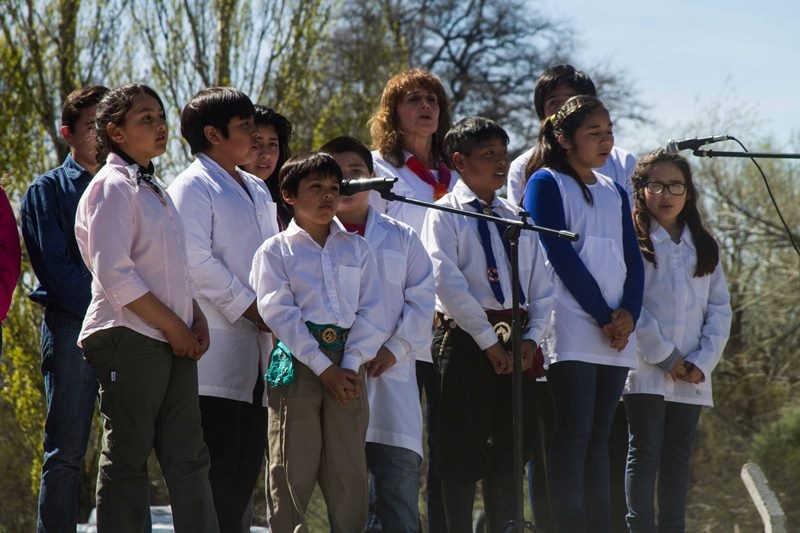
[
  {"xmin": 379, "ymin": 190, "xmax": 578, "ymax": 533},
  {"xmin": 692, "ymin": 149, "xmax": 800, "ymax": 159}
]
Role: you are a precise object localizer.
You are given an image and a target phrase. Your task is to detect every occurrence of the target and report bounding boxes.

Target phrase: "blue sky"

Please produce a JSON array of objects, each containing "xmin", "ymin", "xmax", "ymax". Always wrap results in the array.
[{"xmin": 540, "ymin": 0, "xmax": 800, "ymax": 156}]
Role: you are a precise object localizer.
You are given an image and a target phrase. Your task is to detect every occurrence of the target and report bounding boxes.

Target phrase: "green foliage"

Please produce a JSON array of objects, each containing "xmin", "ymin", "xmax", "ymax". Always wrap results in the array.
[{"xmin": 752, "ymin": 405, "xmax": 800, "ymax": 526}]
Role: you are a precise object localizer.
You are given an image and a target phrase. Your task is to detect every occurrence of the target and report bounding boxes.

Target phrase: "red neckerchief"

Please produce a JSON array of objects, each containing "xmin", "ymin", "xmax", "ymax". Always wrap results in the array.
[
  {"xmin": 342, "ymin": 222, "xmax": 366, "ymax": 236},
  {"xmin": 405, "ymin": 155, "xmax": 452, "ymax": 201}
]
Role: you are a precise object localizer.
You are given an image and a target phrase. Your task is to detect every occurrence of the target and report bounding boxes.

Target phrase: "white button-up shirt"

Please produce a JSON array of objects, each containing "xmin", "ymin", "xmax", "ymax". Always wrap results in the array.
[
  {"xmin": 76, "ymin": 153, "xmax": 194, "ymax": 344},
  {"xmin": 250, "ymin": 218, "xmax": 389, "ymax": 376},
  {"xmin": 362, "ymin": 207, "xmax": 434, "ymax": 456},
  {"xmin": 625, "ymin": 223, "xmax": 731, "ymax": 406},
  {"xmin": 421, "ymin": 180, "xmax": 555, "ymax": 351},
  {"xmin": 169, "ymin": 154, "xmax": 280, "ymax": 404}
]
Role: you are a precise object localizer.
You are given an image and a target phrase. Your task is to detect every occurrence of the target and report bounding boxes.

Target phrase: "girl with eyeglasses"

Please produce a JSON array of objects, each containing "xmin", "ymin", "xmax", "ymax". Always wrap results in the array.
[{"xmin": 623, "ymin": 149, "xmax": 732, "ymax": 532}]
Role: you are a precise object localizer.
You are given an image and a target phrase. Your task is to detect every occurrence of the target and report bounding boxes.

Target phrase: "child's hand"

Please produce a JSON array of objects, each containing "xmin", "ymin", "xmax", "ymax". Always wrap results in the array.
[
  {"xmin": 602, "ymin": 309, "xmax": 634, "ymax": 352},
  {"xmin": 319, "ymin": 365, "xmax": 361, "ymax": 403},
  {"xmin": 485, "ymin": 342, "xmax": 512, "ymax": 375},
  {"xmin": 667, "ymin": 356, "xmax": 687, "ymax": 381},
  {"xmin": 365, "ymin": 345, "xmax": 397, "ymax": 378},
  {"xmin": 242, "ymin": 301, "xmax": 271, "ymax": 333},
  {"xmin": 191, "ymin": 313, "xmax": 210, "ymax": 359},
  {"xmin": 520, "ymin": 341, "xmax": 536, "ymax": 372},
  {"xmin": 679, "ymin": 362, "xmax": 705, "ymax": 384},
  {"xmin": 164, "ymin": 321, "xmax": 201, "ymax": 359}
]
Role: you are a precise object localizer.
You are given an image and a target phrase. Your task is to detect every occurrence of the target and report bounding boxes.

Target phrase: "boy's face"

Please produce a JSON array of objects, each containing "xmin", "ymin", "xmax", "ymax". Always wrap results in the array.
[
  {"xmin": 332, "ymin": 151, "xmax": 371, "ymax": 218},
  {"xmin": 542, "ymin": 84, "xmax": 578, "ymax": 118},
  {"xmin": 452, "ymin": 137, "xmax": 508, "ymax": 200},
  {"xmin": 205, "ymin": 115, "xmax": 258, "ymax": 167},
  {"xmin": 283, "ymin": 173, "xmax": 341, "ymax": 229},
  {"xmin": 61, "ymin": 105, "xmax": 98, "ymax": 168}
]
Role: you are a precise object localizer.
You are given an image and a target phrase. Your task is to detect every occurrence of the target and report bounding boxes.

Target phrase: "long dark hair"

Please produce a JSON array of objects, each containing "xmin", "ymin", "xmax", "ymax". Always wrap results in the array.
[
  {"xmin": 523, "ymin": 95, "xmax": 608, "ymax": 204},
  {"xmin": 95, "ymin": 84, "xmax": 165, "ymax": 165},
  {"xmin": 631, "ymin": 149, "xmax": 719, "ymax": 276}
]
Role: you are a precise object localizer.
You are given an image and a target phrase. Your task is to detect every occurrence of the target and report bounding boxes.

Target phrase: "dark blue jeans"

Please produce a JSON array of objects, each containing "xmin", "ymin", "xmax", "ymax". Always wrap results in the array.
[
  {"xmin": 623, "ymin": 394, "xmax": 702, "ymax": 533},
  {"xmin": 546, "ymin": 361, "xmax": 628, "ymax": 533},
  {"xmin": 37, "ymin": 307, "xmax": 98, "ymax": 532}
]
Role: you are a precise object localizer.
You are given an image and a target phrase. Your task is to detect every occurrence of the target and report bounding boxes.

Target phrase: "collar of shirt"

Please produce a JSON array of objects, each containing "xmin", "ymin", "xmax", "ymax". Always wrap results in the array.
[
  {"xmin": 104, "ymin": 152, "xmax": 167, "ymax": 189},
  {"xmin": 284, "ymin": 217, "xmax": 349, "ymax": 240},
  {"xmin": 62, "ymin": 154, "xmax": 92, "ymax": 181},
  {"xmin": 651, "ymin": 220, "xmax": 695, "ymax": 251},
  {"xmin": 451, "ymin": 179, "xmax": 501, "ymax": 211},
  {"xmin": 195, "ymin": 153, "xmax": 258, "ymax": 202}
]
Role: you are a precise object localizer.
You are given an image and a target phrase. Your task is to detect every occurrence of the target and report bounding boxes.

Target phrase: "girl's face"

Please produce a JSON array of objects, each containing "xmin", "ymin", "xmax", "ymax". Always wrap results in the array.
[
  {"xmin": 245, "ymin": 124, "xmax": 281, "ymax": 180},
  {"xmin": 109, "ymin": 93, "xmax": 168, "ymax": 167},
  {"xmin": 643, "ymin": 162, "xmax": 688, "ymax": 232},
  {"xmin": 559, "ymin": 108, "xmax": 613, "ymax": 180},
  {"xmin": 396, "ymin": 86, "xmax": 440, "ymax": 140}
]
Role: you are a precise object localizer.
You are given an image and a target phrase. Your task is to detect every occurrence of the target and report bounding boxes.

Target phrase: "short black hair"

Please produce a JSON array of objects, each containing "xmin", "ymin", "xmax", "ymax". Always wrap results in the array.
[
  {"xmin": 279, "ymin": 151, "xmax": 344, "ymax": 200},
  {"xmin": 318, "ymin": 136, "xmax": 374, "ymax": 175},
  {"xmin": 180, "ymin": 87, "xmax": 255, "ymax": 154},
  {"xmin": 533, "ymin": 64, "xmax": 597, "ymax": 120},
  {"xmin": 444, "ymin": 116, "xmax": 509, "ymax": 160}
]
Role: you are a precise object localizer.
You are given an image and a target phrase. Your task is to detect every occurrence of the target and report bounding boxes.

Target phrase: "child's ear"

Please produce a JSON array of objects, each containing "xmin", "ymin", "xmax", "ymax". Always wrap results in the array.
[
  {"xmin": 451, "ymin": 152, "xmax": 466, "ymax": 173},
  {"xmin": 556, "ymin": 134, "xmax": 571, "ymax": 152},
  {"xmin": 107, "ymin": 123, "xmax": 125, "ymax": 144},
  {"xmin": 281, "ymin": 189, "xmax": 296, "ymax": 206},
  {"xmin": 203, "ymin": 125, "xmax": 221, "ymax": 145}
]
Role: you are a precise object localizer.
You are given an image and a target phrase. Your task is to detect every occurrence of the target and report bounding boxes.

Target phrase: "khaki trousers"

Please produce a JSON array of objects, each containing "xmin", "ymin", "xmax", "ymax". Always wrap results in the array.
[{"xmin": 266, "ymin": 349, "xmax": 369, "ymax": 533}]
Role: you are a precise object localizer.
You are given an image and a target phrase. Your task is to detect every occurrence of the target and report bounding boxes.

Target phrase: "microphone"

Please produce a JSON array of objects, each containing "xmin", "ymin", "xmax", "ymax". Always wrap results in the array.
[
  {"xmin": 340, "ymin": 177, "xmax": 398, "ymax": 196},
  {"xmin": 665, "ymin": 135, "xmax": 731, "ymax": 153}
]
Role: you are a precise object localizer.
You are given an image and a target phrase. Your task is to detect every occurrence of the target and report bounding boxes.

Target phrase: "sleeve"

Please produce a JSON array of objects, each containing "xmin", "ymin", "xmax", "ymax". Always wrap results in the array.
[
  {"xmin": 341, "ymin": 242, "xmax": 392, "ymax": 371},
  {"xmin": 684, "ymin": 262, "xmax": 732, "ymax": 378},
  {"xmin": 635, "ymin": 305, "xmax": 679, "ymax": 365},
  {"xmin": 0, "ymin": 187, "xmax": 21, "ymax": 320},
  {"xmin": 381, "ymin": 227, "xmax": 435, "ymax": 364},
  {"xmin": 617, "ymin": 185, "xmax": 645, "ymax": 324},
  {"xmin": 251, "ymin": 243, "xmax": 332, "ymax": 376},
  {"xmin": 505, "ymin": 150, "xmax": 530, "ymax": 206},
  {"xmin": 521, "ymin": 232, "xmax": 555, "ymax": 343},
  {"xmin": 522, "ymin": 170, "xmax": 614, "ymax": 327},
  {"xmin": 169, "ymin": 177, "xmax": 254, "ymax": 323},
  {"xmin": 75, "ymin": 180, "xmax": 150, "ymax": 311},
  {"xmin": 421, "ymin": 207, "xmax": 498, "ymax": 351},
  {"xmin": 21, "ymin": 180, "xmax": 91, "ymax": 315}
]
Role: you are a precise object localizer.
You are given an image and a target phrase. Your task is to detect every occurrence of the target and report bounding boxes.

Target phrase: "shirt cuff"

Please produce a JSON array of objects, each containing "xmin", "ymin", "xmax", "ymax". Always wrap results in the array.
[
  {"xmin": 656, "ymin": 347, "xmax": 682, "ymax": 370},
  {"xmin": 474, "ymin": 326, "xmax": 500, "ymax": 351},
  {"xmin": 341, "ymin": 352, "xmax": 361, "ymax": 372}
]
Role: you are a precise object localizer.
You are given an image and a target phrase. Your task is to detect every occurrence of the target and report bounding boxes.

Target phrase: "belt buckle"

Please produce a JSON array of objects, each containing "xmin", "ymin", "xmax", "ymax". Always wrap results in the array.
[
  {"xmin": 321, "ymin": 327, "xmax": 338, "ymax": 344},
  {"xmin": 493, "ymin": 321, "xmax": 511, "ymax": 344}
]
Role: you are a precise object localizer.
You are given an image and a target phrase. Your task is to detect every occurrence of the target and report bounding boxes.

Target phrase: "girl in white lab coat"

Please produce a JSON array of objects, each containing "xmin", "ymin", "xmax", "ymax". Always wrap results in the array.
[{"xmin": 624, "ymin": 149, "xmax": 732, "ymax": 533}]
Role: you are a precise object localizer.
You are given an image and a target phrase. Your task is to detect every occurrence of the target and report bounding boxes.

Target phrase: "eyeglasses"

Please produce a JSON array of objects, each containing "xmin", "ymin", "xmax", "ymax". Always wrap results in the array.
[{"xmin": 644, "ymin": 182, "xmax": 686, "ymax": 196}]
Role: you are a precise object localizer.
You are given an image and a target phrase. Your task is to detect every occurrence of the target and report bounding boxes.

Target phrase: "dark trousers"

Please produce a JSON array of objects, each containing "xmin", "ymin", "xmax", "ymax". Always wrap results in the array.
[
  {"xmin": 200, "ymin": 382, "xmax": 267, "ymax": 533},
  {"xmin": 83, "ymin": 327, "xmax": 218, "ymax": 533},
  {"xmin": 526, "ymin": 379, "xmax": 555, "ymax": 533},
  {"xmin": 417, "ymin": 359, "xmax": 445, "ymax": 533},
  {"xmin": 546, "ymin": 361, "xmax": 628, "ymax": 533},
  {"xmin": 433, "ymin": 326, "xmax": 534, "ymax": 533},
  {"xmin": 624, "ymin": 395, "xmax": 702, "ymax": 533}
]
